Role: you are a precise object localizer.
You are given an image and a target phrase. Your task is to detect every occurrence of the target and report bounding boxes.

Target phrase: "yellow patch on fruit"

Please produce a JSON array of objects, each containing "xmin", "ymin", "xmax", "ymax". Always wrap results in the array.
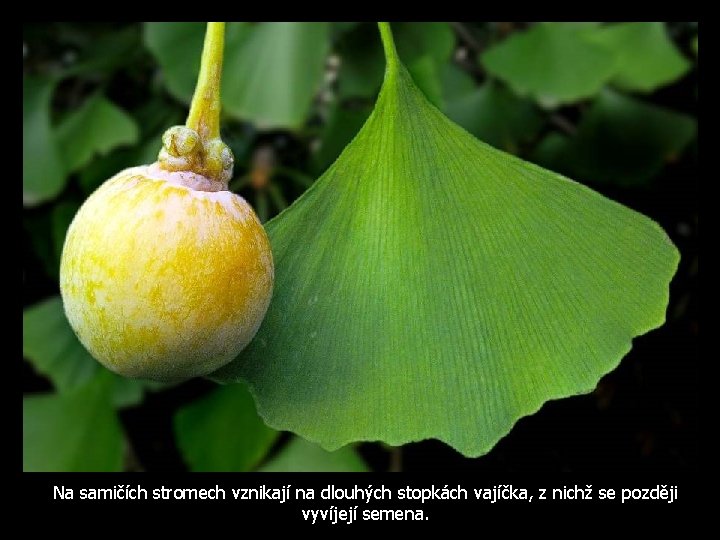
[{"xmin": 60, "ymin": 164, "xmax": 274, "ymax": 382}]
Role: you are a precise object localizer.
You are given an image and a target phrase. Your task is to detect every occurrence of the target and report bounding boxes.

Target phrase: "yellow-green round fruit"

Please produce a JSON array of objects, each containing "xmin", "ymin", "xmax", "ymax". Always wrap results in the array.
[{"xmin": 59, "ymin": 163, "xmax": 274, "ymax": 382}]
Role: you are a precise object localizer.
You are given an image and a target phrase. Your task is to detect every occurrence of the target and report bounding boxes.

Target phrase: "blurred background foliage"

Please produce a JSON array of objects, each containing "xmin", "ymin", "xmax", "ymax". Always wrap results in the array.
[{"xmin": 23, "ymin": 22, "xmax": 697, "ymax": 472}]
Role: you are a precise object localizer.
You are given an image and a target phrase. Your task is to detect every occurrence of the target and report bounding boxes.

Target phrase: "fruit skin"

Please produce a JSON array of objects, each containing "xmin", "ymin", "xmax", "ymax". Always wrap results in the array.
[{"xmin": 60, "ymin": 163, "xmax": 274, "ymax": 382}]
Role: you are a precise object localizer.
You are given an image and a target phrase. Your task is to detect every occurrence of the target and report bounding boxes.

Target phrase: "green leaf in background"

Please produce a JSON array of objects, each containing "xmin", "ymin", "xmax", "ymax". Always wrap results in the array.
[
  {"xmin": 396, "ymin": 21, "xmax": 455, "ymax": 66},
  {"xmin": 77, "ymin": 148, "xmax": 137, "ymax": 195},
  {"xmin": 24, "ymin": 296, "xmax": 96, "ymax": 392},
  {"xmin": 440, "ymin": 62, "xmax": 476, "ymax": 102},
  {"xmin": 23, "ymin": 77, "xmax": 65, "ymax": 206},
  {"xmin": 481, "ymin": 23, "xmax": 617, "ymax": 108},
  {"xmin": 259, "ymin": 437, "xmax": 368, "ymax": 472},
  {"xmin": 530, "ymin": 132, "xmax": 570, "ymax": 169},
  {"xmin": 62, "ymin": 25, "xmax": 143, "ymax": 77},
  {"xmin": 586, "ymin": 22, "xmax": 690, "ymax": 93},
  {"xmin": 174, "ymin": 384, "xmax": 279, "ymax": 472},
  {"xmin": 143, "ymin": 23, "xmax": 251, "ymax": 102},
  {"xmin": 539, "ymin": 90, "xmax": 696, "ymax": 186},
  {"xmin": 131, "ymin": 96, "xmax": 186, "ymax": 140},
  {"xmin": 406, "ymin": 55, "xmax": 444, "ymax": 108},
  {"xmin": 23, "ymin": 373, "xmax": 124, "ymax": 472},
  {"xmin": 332, "ymin": 22, "xmax": 360, "ymax": 36},
  {"xmin": 313, "ymin": 103, "xmax": 372, "ymax": 174},
  {"xmin": 222, "ymin": 22, "xmax": 329, "ymax": 129},
  {"xmin": 23, "ymin": 296, "xmax": 155, "ymax": 408},
  {"xmin": 144, "ymin": 22, "xmax": 207, "ymax": 102},
  {"xmin": 335, "ymin": 23, "xmax": 385, "ymax": 98},
  {"xmin": 75, "ymin": 96, "xmax": 181, "ymax": 194},
  {"xmin": 444, "ymin": 81, "xmax": 544, "ymax": 153},
  {"xmin": 214, "ymin": 37, "xmax": 679, "ymax": 457},
  {"xmin": 56, "ymin": 94, "xmax": 139, "ymax": 174},
  {"xmin": 146, "ymin": 22, "xmax": 328, "ymax": 129}
]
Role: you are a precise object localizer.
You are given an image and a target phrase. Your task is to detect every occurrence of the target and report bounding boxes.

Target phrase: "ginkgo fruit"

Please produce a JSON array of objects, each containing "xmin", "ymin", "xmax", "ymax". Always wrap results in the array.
[{"xmin": 59, "ymin": 23, "xmax": 273, "ymax": 382}]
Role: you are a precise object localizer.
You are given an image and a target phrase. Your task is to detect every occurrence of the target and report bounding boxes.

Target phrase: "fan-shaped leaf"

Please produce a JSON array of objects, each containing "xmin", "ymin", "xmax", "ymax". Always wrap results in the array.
[
  {"xmin": 481, "ymin": 23, "xmax": 617, "ymax": 108},
  {"xmin": 586, "ymin": 22, "xmax": 689, "ymax": 92},
  {"xmin": 56, "ymin": 94, "xmax": 139, "ymax": 173},
  {"xmin": 213, "ymin": 26, "xmax": 679, "ymax": 457}
]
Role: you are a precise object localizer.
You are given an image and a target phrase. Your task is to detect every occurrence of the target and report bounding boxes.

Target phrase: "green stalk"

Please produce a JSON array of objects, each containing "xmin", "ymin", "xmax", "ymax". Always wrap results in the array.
[
  {"xmin": 158, "ymin": 22, "xmax": 233, "ymax": 186},
  {"xmin": 378, "ymin": 22, "xmax": 400, "ymax": 72},
  {"xmin": 186, "ymin": 22, "xmax": 224, "ymax": 141}
]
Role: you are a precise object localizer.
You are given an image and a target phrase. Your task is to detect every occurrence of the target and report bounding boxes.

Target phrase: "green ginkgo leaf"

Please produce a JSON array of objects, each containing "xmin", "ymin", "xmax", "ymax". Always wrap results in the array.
[
  {"xmin": 56, "ymin": 94, "xmax": 139, "ymax": 174},
  {"xmin": 24, "ymin": 297, "xmax": 97, "ymax": 393},
  {"xmin": 144, "ymin": 22, "xmax": 208, "ymax": 102},
  {"xmin": 144, "ymin": 23, "xmax": 252, "ymax": 103},
  {"xmin": 23, "ymin": 77, "xmax": 65, "ymax": 206},
  {"xmin": 313, "ymin": 102, "xmax": 371, "ymax": 174},
  {"xmin": 586, "ymin": 22, "xmax": 690, "ymax": 93},
  {"xmin": 440, "ymin": 63, "xmax": 476, "ymax": 102},
  {"xmin": 174, "ymin": 383, "xmax": 279, "ymax": 472},
  {"xmin": 481, "ymin": 23, "xmax": 617, "ymax": 108},
  {"xmin": 222, "ymin": 22, "xmax": 329, "ymax": 129},
  {"xmin": 23, "ymin": 373, "xmax": 124, "ymax": 472},
  {"xmin": 146, "ymin": 22, "xmax": 329, "ymax": 129},
  {"xmin": 530, "ymin": 132, "xmax": 570, "ymax": 169},
  {"xmin": 444, "ymin": 81, "xmax": 544, "ymax": 153},
  {"xmin": 535, "ymin": 90, "xmax": 696, "ymax": 186},
  {"xmin": 23, "ymin": 296, "xmax": 158, "ymax": 408},
  {"xmin": 213, "ymin": 24, "xmax": 679, "ymax": 457},
  {"xmin": 62, "ymin": 25, "xmax": 144, "ymax": 77}
]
